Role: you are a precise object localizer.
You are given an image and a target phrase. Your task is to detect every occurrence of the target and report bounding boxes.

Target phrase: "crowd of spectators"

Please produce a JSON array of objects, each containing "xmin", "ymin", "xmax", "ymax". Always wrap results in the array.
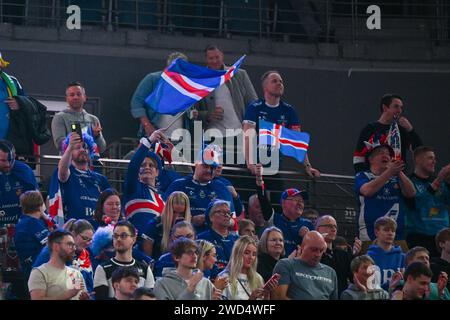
[{"xmin": 0, "ymin": 46, "xmax": 449, "ymax": 301}]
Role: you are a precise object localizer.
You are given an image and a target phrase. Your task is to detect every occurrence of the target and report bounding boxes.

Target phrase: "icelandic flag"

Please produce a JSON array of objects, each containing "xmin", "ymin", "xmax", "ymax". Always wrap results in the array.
[
  {"xmin": 145, "ymin": 55, "xmax": 246, "ymax": 115},
  {"xmin": 259, "ymin": 119, "xmax": 310, "ymax": 163},
  {"xmin": 48, "ymin": 170, "xmax": 65, "ymax": 228}
]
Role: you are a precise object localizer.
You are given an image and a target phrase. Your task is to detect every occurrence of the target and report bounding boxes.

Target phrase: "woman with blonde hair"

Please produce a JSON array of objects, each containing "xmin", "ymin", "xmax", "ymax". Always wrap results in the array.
[
  {"xmin": 220, "ymin": 235, "xmax": 278, "ymax": 300},
  {"xmin": 141, "ymin": 191, "xmax": 191, "ymax": 259}
]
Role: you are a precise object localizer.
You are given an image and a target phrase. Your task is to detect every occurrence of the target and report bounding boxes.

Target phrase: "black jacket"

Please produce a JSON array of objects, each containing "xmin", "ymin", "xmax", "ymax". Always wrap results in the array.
[
  {"xmin": 320, "ymin": 248, "xmax": 353, "ymax": 296},
  {"xmin": 257, "ymin": 252, "xmax": 280, "ymax": 283},
  {"xmin": 431, "ymin": 257, "xmax": 450, "ymax": 291},
  {"xmin": 7, "ymin": 95, "xmax": 51, "ymax": 156}
]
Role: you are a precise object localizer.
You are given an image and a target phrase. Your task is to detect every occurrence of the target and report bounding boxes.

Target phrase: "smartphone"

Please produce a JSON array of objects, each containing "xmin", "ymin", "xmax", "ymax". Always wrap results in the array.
[
  {"xmin": 71, "ymin": 122, "xmax": 83, "ymax": 141},
  {"xmin": 263, "ymin": 273, "xmax": 281, "ymax": 290}
]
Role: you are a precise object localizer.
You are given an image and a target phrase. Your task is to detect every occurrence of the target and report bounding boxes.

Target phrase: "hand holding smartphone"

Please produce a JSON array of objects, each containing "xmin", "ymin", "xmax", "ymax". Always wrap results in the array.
[
  {"xmin": 71, "ymin": 122, "xmax": 83, "ymax": 141},
  {"xmin": 263, "ymin": 273, "xmax": 281, "ymax": 291}
]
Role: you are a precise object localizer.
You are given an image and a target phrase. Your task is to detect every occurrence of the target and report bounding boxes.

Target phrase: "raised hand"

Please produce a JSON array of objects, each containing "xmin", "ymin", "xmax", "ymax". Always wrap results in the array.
[
  {"xmin": 92, "ymin": 122, "xmax": 102, "ymax": 137},
  {"xmin": 398, "ymin": 116, "xmax": 413, "ymax": 132},
  {"xmin": 386, "ymin": 159, "xmax": 405, "ymax": 176}
]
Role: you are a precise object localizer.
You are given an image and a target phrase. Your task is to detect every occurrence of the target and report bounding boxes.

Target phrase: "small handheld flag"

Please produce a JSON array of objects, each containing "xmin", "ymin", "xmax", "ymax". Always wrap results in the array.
[{"xmin": 259, "ymin": 119, "xmax": 310, "ymax": 163}]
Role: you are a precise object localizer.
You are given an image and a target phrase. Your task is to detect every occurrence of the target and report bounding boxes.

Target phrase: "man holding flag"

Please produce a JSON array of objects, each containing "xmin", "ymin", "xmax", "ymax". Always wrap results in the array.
[
  {"xmin": 242, "ymin": 71, "xmax": 320, "ymax": 178},
  {"xmin": 131, "ymin": 52, "xmax": 200, "ymax": 138}
]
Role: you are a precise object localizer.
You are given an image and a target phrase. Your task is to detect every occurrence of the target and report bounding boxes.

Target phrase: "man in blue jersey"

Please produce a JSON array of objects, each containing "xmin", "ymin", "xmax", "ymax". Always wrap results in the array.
[
  {"xmin": 52, "ymin": 132, "xmax": 110, "ymax": 223},
  {"xmin": 355, "ymin": 143, "xmax": 416, "ymax": 253},
  {"xmin": 242, "ymin": 70, "xmax": 320, "ymax": 178},
  {"xmin": 0, "ymin": 139, "xmax": 38, "ymax": 226},
  {"xmin": 197, "ymin": 200, "xmax": 239, "ymax": 272},
  {"xmin": 274, "ymin": 188, "xmax": 314, "ymax": 256},
  {"xmin": 165, "ymin": 144, "xmax": 235, "ymax": 234},
  {"xmin": 405, "ymin": 146, "xmax": 450, "ymax": 257}
]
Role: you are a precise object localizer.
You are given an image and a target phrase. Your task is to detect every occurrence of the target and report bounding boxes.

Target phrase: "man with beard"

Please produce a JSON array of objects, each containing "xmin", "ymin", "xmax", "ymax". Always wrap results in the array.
[
  {"xmin": 272, "ymin": 231, "xmax": 338, "ymax": 300},
  {"xmin": 51, "ymin": 132, "xmax": 110, "ymax": 223},
  {"xmin": 51, "ymin": 82, "xmax": 106, "ymax": 153},
  {"xmin": 93, "ymin": 221, "xmax": 155, "ymax": 299},
  {"xmin": 28, "ymin": 230, "xmax": 89, "ymax": 300}
]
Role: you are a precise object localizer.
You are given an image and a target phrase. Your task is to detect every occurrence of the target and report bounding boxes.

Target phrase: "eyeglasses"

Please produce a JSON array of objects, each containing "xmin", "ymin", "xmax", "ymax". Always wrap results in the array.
[
  {"xmin": 57, "ymin": 241, "xmax": 77, "ymax": 249},
  {"xmin": 79, "ymin": 234, "xmax": 93, "ymax": 242},
  {"xmin": 214, "ymin": 210, "xmax": 232, "ymax": 218},
  {"xmin": 318, "ymin": 224, "xmax": 338, "ymax": 230},
  {"xmin": 113, "ymin": 233, "xmax": 133, "ymax": 240}
]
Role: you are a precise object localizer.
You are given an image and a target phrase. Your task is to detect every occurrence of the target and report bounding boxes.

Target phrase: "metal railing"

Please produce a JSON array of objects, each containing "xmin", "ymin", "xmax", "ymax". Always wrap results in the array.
[
  {"xmin": 36, "ymin": 153, "xmax": 357, "ymax": 227},
  {"xmin": 0, "ymin": 0, "xmax": 448, "ymax": 43}
]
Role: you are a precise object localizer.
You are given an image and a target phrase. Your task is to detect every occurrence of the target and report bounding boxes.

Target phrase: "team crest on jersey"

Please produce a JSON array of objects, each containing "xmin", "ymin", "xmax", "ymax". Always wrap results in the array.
[
  {"xmin": 199, "ymin": 190, "xmax": 206, "ymax": 198},
  {"xmin": 4, "ymin": 181, "xmax": 11, "ymax": 192}
]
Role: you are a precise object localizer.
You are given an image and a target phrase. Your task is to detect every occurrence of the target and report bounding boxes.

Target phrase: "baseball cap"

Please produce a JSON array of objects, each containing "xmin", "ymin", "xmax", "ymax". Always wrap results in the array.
[{"xmin": 280, "ymin": 188, "xmax": 308, "ymax": 204}]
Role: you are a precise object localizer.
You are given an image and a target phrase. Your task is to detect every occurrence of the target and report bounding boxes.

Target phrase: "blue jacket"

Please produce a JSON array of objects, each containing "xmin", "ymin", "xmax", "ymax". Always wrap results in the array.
[
  {"xmin": 273, "ymin": 212, "xmax": 314, "ymax": 256},
  {"xmin": 123, "ymin": 143, "xmax": 165, "ymax": 235},
  {"xmin": 367, "ymin": 244, "xmax": 405, "ymax": 286},
  {"xmin": 14, "ymin": 215, "xmax": 49, "ymax": 279}
]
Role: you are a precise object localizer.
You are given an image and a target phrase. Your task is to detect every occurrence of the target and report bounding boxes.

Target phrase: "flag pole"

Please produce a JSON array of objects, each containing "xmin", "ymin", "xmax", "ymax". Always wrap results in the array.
[{"xmin": 160, "ymin": 110, "xmax": 187, "ymax": 132}]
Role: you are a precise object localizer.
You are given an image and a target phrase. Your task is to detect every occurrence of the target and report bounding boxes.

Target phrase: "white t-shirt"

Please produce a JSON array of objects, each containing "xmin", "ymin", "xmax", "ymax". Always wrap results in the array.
[
  {"xmin": 28, "ymin": 263, "xmax": 86, "ymax": 300},
  {"xmin": 157, "ymin": 114, "xmax": 184, "ymax": 138},
  {"xmin": 222, "ymin": 273, "xmax": 263, "ymax": 300},
  {"xmin": 208, "ymin": 84, "xmax": 242, "ymax": 136}
]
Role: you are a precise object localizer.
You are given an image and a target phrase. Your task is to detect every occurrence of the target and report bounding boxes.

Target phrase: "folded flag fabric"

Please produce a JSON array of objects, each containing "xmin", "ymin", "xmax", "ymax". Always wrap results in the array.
[
  {"xmin": 48, "ymin": 170, "xmax": 65, "ymax": 228},
  {"xmin": 145, "ymin": 55, "xmax": 246, "ymax": 115},
  {"xmin": 259, "ymin": 119, "xmax": 310, "ymax": 163}
]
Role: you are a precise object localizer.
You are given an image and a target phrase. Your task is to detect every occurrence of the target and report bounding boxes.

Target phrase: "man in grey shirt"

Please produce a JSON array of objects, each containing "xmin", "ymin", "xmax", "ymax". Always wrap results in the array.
[
  {"xmin": 272, "ymin": 231, "xmax": 338, "ymax": 300},
  {"xmin": 51, "ymin": 81, "xmax": 106, "ymax": 153},
  {"xmin": 198, "ymin": 44, "xmax": 257, "ymax": 137}
]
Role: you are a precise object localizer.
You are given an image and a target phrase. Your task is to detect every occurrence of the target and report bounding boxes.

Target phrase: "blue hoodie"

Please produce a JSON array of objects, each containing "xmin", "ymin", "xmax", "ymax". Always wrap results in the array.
[{"xmin": 367, "ymin": 244, "xmax": 405, "ymax": 287}]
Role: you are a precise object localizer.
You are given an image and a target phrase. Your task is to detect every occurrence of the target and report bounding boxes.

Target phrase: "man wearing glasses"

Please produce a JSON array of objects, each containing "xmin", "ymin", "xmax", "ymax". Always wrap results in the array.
[
  {"xmin": 198, "ymin": 200, "xmax": 239, "ymax": 272},
  {"xmin": 93, "ymin": 221, "xmax": 155, "ymax": 299},
  {"xmin": 273, "ymin": 188, "xmax": 314, "ymax": 256},
  {"xmin": 315, "ymin": 215, "xmax": 361, "ymax": 296},
  {"xmin": 28, "ymin": 230, "xmax": 89, "ymax": 300}
]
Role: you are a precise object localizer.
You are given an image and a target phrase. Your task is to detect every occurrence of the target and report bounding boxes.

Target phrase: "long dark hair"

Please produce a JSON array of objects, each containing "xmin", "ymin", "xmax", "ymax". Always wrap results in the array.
[{"xmin": 94, "ymin": 188, "xmax": 121, "ymax": 223}]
